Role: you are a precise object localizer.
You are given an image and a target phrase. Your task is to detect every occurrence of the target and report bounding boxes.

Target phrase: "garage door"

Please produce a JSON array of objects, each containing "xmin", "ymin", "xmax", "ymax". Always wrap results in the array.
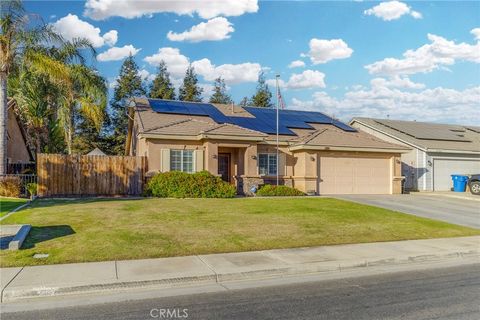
[
  {"xmin": 433, "ymin": 159, "xmax": 480, "ymax": 191},
  {"xmin": 319, "ymin": 156, "xmax": 391, "ymax": 194}
]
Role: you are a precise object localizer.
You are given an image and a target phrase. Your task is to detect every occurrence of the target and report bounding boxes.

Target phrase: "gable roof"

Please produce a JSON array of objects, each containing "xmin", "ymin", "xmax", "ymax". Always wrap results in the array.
[{"xmin": 351, "ymin": 117, "xmax": 480, "ymax": 153}]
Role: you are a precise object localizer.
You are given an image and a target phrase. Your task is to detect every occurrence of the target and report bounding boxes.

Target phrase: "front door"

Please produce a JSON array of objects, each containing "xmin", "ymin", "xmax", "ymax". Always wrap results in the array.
[{"xmin": 218, "ymin": 153, "xmax": 231, "ymax": 182}]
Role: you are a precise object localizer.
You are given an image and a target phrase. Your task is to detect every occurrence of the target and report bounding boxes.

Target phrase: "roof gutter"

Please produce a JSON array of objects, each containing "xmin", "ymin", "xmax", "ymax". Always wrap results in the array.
[
  {"xmin": 350, "ymin": 119, "xmax": 427, "ymax": 152},
  {"xmin": 138, "ymin": 133, "xmax": 265, "ymax": 142},
  {"xmin": 426, "ymin": 149, "xmax": 480, "ymax": 155},
  {"xmin": 289, "ymin": 144, "xmax": 410, "ymax": 153}
]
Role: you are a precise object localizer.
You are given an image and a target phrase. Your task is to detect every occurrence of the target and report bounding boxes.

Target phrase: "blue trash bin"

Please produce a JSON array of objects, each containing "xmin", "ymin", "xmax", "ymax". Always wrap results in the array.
[{"xmin": 451, "ymin": 175, "xmax": 468, "ymax": 192}]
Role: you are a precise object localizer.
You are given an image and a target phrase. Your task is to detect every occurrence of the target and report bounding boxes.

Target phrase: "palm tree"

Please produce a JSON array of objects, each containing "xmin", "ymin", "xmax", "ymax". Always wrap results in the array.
[{"xmin": 1, "ymin": 0, "xmax": 69, "ymax": 173}]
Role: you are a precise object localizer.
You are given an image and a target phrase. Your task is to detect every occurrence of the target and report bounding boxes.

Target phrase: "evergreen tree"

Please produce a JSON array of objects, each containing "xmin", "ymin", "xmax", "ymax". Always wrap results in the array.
[
  {"xmin": 209, "ymin": 77, "xmax": 232, "ymax": 104},
  {"xmin": 149, "ymin": 60, "xmax": 175, "ymax": 100},
  {"xmin": 109, "ymin": 54, "xmax": 145, "ymax": 155},
  {"xmin": 239, "ymin": 97, "xmax": 249, "ymax": 108},
  {"xmin": 178, "ymin": 65, "xmax": 203, "ymax": 102},
  {"xmin": 249, "ymin": 72, "xmax": 273, "ymax": 108}
]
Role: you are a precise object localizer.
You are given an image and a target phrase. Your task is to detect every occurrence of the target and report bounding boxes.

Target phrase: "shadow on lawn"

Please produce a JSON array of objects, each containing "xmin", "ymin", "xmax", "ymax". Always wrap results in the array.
[{"xmin": 22, "ymin": 225, "xmax": 75, "ymax": 249}]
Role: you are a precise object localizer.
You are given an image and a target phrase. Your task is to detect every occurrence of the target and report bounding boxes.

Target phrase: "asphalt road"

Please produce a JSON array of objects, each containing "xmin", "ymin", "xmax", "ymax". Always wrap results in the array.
[
  {"xmin": 333, "ymin": 194, "xmax": 480, "ymax": 228},
  {"xmin": 2, "ymin": 264, "xmax": 479, "ymax": 320}
]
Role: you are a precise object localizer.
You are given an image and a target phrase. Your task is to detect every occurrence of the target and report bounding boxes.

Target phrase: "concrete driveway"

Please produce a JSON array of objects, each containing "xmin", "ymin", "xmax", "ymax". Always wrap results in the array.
[{"xmin": 332, "ymin": 193, "xmax": 480, "ymax": 229}]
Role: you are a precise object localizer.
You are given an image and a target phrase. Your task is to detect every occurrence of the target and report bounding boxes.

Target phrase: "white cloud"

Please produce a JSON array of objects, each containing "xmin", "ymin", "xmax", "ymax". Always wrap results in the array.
[
  {"xmin": 471, "ymin": 28, "xmax": 480, "ymax": 41},
  {"xmin": 290, "ymin": 85, "xmax": 480, "ymax": 125},
  {"xmin": 192, "ymin": 59, "xmax": 262, "ymax": 84},
  {"xmin": 167, "ymin": 17, "xmax": 234, "ymax": 42},
  {"xmin": 304, "ymin": 38, "xmax": 353, "ymax": 64},
  {"xmin": 364, "ymin": 1, "xmax": 422, "ymax": 21},
  {"xmin": 102, "ymin": 30, "xmax": 118, "ymax": 46},
  {"xmin": 266, "ymin": 70, "xmax": 326, "ymax": 90},
  {"xmin": 286, "ymin": 70, "xmax": 326, "ymax": 89},
  {"xmin": 51, "ymin": 14, "xmax": 118, "ymax": 47},
  {"xmin": 288, "ymin": 60, "xmax": 305, "ymax": 68},
  {"xmin": 370, "ymin": 76, "xmax": 425, "ymax": 89},
  {"xmin": 144, "ymin": 47, "xmax": 262, "ymax": 84},
  {"xmin": 144, "ymin": 47, "xmax": 190, "ymax": 78},
  {"xmin": 365, "ymin": 33, "xmax": 480, "ymax": 76},
  {"xmin": 97, "ymin": 45, "xmax": 140, "ymax": 62},
  {"xmin": 137, "ymin": 69, "xmax": 156, "ymax": 83},
  {"xmin": 84, "ymin": 0, "xmax": 258, "ymax": 20}
]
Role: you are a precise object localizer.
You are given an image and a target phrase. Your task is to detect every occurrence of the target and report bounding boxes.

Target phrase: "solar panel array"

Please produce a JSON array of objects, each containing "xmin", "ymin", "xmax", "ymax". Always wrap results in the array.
[
  {"xmin": 377, "ymin": 120, "xmax": 472, "ymax": 142},
  {"xmin": 148, "ymin": 99, "xmax": 356, "ymax": 135}
]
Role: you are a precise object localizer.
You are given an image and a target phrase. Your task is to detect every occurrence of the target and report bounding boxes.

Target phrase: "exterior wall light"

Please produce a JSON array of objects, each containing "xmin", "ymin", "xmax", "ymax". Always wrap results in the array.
[
  {"xmin": 427, "ymin": 160, "xmax": 432, "ymax": 166},
  {"xmin": 212, "ymin": 154, "xmax": 218, "ymax": 159},
  {"xmin": 251, "ymin": 155, "xmax": 257, "ymax": 160}
]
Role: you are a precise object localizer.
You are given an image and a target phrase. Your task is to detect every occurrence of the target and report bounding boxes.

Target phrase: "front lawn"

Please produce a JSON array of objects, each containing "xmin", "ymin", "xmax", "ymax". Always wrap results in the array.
[
  {"xmin": 0, "ymin": 197, "xmax": 28, "ymax": 218},
  {"xmin": 1, "ymin": 197, "xmax": 478, "ymax": 267}
]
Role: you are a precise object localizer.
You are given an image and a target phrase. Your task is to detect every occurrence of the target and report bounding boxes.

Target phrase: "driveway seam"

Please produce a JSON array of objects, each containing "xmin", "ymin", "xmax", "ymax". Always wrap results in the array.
[{"xmin": 1, "ymin": 266, "xmax": 24, "ymax": 303}]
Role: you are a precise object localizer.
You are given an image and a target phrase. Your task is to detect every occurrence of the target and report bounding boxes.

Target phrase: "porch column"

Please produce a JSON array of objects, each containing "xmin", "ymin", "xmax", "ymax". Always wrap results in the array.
[
  {"xmin": 204, "ymin": 141, "xmax": 218, "ymax": 175},
  {"xmin": 244, "ymin": 144, "xmax": 258, "ymax": 176}
]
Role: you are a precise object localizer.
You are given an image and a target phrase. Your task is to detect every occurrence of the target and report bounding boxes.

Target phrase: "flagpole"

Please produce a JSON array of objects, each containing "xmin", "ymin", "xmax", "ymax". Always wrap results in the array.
[{"xmin": 275, "ymin": 74, "xmax": 280, "ymax": 187}]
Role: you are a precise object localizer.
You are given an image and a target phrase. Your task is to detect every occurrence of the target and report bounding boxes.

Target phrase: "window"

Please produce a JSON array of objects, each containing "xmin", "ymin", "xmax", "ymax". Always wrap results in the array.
[
  {"xmin": 170, "ymin": 150, "xmax": 194, "ymax": 173},
  {"xmin": 258, "ymin": 153, "xmax": 277, "ymax": 175}
]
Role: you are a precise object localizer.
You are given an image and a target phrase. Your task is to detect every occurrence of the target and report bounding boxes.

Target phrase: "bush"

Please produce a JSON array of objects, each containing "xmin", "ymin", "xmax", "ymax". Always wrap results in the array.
[
  {"xmin": 0, "ymin": 176, "xmax": 22, "ymax": 198},
  {"xmin": 256, "ymin": 184, "xmax": 305, "ymax": 197},
  {"xmin": 26, "ymin": 183, "xmax": 37, "ymax": 198},
  {"xmin": 145, "ymin": 171, "xmax": 237, "ymax": 198}
]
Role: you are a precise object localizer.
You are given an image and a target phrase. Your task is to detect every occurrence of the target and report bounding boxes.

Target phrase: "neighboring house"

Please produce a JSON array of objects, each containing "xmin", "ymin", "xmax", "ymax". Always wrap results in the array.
[
  {"xmin": 87, "ymin": 147, "xmax": 106, "ymax": 156},
  {"xmin": 6, "ymin": 99, "xmax": 35, "ymax": 172},
  {"xmin": 126, "ymin": 98, "xmax": 410, "ymax": 195},
  {"xmin": 350, "ymin": 118, "xmax": 480, "ymax": 191}
]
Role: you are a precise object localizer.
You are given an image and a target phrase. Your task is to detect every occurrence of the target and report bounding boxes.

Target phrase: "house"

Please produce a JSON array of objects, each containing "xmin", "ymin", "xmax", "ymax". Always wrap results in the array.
[
  {"xmin": 350, "ymin": 118, "xmax": 480, "ymax": 191},
  {"xmin": 126, "ymin": 98, "xmax": 410, "ymax": 195},
  {"xmin": 6, "ymin": 99, "xmax": 35, "ymax": 173},
  {"xmin": 86, "ymin": 147, "xmax": 107, "ymax": 156}
]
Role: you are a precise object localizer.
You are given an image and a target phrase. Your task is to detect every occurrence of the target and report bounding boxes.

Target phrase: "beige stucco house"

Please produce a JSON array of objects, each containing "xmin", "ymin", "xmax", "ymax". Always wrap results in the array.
[{"xmin": 126, "ymin": 98, "xmax": 410, "ymax": 195}]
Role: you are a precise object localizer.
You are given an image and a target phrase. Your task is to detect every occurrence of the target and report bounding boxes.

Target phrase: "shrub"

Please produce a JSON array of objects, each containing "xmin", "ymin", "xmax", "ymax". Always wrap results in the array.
[
  {"xmin": 146, "ymin": 171, "xmax": 236, "ymax": 198},
  {"xmin": 0, "ymin": 176, "xmax": 22, "ymax": 198},
  {"xmin": 256, "ymin": 184, "xmax": 305, "ymax": 197},
  {"xmin": 26, "ymin": 183, "xmax": 37, "ymax": 198}
]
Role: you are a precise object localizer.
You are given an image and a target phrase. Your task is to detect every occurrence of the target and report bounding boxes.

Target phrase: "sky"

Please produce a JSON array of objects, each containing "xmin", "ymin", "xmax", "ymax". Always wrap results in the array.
[{"xmin": 26, "ymin": 0, "xmax": 480, "ymax": 124}]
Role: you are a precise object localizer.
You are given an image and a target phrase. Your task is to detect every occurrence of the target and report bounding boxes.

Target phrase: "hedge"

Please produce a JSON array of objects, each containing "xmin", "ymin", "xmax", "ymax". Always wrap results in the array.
[
  {"xmin": 0, "ymin": 176, "xmax": 22, "ymax": 198},
  {"xmin": 256, "ymin": 184, "xmax": 305, "ymax": 196},
  {"xmin": 145, "ymin": 171, "xmax": 237, "ymax": 198}
]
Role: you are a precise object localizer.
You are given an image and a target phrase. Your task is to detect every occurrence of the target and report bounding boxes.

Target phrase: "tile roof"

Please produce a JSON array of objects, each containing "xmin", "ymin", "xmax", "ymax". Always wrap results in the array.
[
  {"xmin": 291, "ymin": 125, "xmax": 409, "ymax": 150},
  {"xmin": 352, "ymin": 118, "xmax": 480, "ymax": 152}
]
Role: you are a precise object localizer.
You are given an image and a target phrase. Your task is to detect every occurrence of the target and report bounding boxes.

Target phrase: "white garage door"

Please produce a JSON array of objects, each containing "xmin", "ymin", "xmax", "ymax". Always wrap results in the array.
[
  {"xmin": 319, "ymin": 156, "xmax": 391, "ymax": 194},
  {"xmin": 433, "ymin": 159, "xmax": 480, "ymax": 191}
]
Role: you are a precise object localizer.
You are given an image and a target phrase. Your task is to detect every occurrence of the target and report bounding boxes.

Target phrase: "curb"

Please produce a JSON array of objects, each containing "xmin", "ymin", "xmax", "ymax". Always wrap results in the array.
[
  {"xmin": 2, "ymin": 248, "xmax": 478, "ymax": 302},
  {"xmin": 0, "ymin": 201, "xmax": 32, "ymax": 222}
]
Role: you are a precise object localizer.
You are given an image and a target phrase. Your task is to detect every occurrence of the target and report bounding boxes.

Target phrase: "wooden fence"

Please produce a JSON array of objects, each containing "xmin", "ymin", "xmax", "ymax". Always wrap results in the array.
[{"xmin": 37, "ymin": 154, "xmax": 147, "ymax": 197}]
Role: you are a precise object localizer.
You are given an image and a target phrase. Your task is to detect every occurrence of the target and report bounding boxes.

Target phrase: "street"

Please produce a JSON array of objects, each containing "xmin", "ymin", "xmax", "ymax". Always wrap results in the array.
[{"xmin": 2, "ymin": 263, "xmax": 479, "ymax": 320}]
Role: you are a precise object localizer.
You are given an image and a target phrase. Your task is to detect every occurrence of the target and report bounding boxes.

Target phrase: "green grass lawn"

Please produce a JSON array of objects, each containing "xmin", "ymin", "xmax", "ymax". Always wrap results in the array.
[
  {"xmin": 1, "ymin": 197, "xmax": 478, "ymax": 267},
  {"xmin": 0, "ymin": 197, "xmax": 28, "ymax": 218}
]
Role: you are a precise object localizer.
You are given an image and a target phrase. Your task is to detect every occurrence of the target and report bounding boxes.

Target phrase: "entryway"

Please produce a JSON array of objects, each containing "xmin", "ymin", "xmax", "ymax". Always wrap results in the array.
[{"xmin": 218, "ymin": 153, "xmax": 231, "ymax": 182}]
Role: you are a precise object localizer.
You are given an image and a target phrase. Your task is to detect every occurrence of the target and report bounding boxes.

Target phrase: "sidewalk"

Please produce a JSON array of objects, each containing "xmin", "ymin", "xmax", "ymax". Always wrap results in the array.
[{"xmin": 1, "ymin": 236, "xmax": 479, "ymax": 302}]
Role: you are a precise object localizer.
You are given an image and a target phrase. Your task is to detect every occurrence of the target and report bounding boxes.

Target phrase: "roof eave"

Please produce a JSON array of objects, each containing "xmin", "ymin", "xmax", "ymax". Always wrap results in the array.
[{"xmin": 289, "ymin": 144, "xmax": 410, "ymax": 153}]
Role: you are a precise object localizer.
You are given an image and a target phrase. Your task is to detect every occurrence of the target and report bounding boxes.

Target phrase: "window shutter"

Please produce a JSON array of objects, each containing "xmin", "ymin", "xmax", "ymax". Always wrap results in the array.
[
  {"xmin": 278, "ymin": 152, "xmax": 286, "ymax": 176},
  {"xmin": 194, "ymin": 150, "xmax": 204, "ymax": 172},
  {"xmin": 161, "ymin": 149, "xmax": 170, "ymax": 172}
]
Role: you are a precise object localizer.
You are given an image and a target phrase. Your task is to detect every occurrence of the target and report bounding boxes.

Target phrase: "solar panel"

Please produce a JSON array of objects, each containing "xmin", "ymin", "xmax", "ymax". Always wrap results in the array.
[{"xmin": 148, "ymin": 99, "xmax": 356, "ymax": 135}]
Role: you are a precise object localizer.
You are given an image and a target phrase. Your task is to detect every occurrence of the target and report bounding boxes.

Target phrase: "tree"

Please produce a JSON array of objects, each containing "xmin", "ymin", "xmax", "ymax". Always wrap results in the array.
[
  {"xmin": 109, "ymin": 54, "xmax": 145, "ymax": 155},
  {"xmin": 149, "ymin": 60, "xmax": 175, "ymax": 100},
  {"xmin": 249, "ymin": 71, "xmax": 273, "ymax": 108},
  {"xmin": 0, "ymin": 0, "xmax": 69, "ymax": 173},
  {"xmin": 239, "ymin": 97, "xmax": 248, "ymax": 108},
  {"xmin": 209, "ymin": 77, "xmax": 232, "ymax": 104},
  {"xmin": 178, "ymin": 65, "xmax": 202, "ymax": 102}
]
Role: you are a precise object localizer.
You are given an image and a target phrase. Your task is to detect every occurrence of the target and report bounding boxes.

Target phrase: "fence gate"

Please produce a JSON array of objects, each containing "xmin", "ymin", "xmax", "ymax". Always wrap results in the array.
[{"xmin": 37, "ymin": 154, "xmax": 147, "ymax": 197}]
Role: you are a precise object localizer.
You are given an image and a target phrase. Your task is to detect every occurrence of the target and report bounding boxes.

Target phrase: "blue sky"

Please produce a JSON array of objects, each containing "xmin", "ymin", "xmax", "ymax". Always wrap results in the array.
[{"xmin": 27, "ymin": 1, "xmax": 480, "ymax": 124}]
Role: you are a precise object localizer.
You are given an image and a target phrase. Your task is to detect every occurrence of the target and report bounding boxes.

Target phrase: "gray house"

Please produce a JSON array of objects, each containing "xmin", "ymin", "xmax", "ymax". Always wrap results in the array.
[{"xmin": 350, "ymin": 118, "xmax": 480, "ymax": 191}]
